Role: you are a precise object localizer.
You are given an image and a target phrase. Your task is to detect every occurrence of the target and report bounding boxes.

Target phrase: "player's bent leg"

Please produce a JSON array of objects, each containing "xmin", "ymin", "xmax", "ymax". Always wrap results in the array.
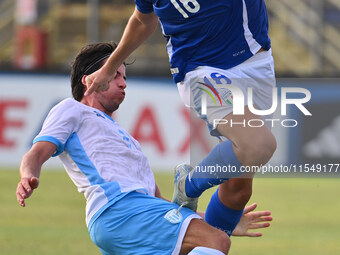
[
  {"xmin": 184, "ymin": 106, "xmax": 275, "ymax": 204},
  {"xmin": 180, "ymin": 219, "xmax": 230, "ymax": 255},
  {"xmin": 212, "ymin": 106, "xmax": 276, "ymax": 209},
  {"xmin": 203, "ymin": 107, "xmax": 276, "ymax": 234},
  {"xmin": 217, "ymin": 106, "xmax": 277, "ymax": 168}
]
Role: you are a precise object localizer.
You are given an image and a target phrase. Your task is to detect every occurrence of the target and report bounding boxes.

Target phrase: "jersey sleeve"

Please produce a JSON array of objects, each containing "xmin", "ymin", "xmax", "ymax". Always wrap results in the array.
[
  {"xmin": 135, "ymin": 0, "xmax": 154, "ymax": 14},
  {"xmin": 33, "ymin": 99, "xmax": 80, "ymax": 157}
]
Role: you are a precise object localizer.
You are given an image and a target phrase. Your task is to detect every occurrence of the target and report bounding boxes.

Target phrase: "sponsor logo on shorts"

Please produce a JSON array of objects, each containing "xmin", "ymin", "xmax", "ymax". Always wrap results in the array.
[{"xmin": 164, "ymin": 209, "xmax": 182, "ymax": 224}]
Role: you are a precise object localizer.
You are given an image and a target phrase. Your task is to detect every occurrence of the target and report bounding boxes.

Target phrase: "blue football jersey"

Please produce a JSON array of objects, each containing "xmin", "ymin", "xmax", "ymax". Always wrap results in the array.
[{"xmin": 135, "ymin": 0, "xmax": 271, "ymax": 83}]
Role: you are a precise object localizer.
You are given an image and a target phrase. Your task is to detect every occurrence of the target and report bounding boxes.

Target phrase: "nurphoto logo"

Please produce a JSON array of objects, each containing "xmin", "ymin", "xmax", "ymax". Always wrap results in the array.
[{"xmin": 199, "ymin": 74, "xmax": 312, "ymax": 128}]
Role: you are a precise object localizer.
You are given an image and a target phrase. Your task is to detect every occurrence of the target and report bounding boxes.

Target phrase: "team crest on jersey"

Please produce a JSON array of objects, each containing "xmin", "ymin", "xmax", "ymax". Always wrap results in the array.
[{"xmin": 164, "ymin": 209, "xmax": 182, "ymax": 224}]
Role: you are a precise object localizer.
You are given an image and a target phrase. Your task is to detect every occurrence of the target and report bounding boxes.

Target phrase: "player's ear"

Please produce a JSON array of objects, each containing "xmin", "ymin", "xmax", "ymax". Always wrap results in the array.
[
  {"xmin": 81, "ymin": 75, "xmax": 87, "ymax": 86},
  {"xmin": 81, "ymin": 75, "xmax": 89, "ymax": 94}
]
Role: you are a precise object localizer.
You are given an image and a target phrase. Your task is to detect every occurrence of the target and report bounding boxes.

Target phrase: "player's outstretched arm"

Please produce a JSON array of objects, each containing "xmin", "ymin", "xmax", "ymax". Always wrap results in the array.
[
  {"xmin": 16, "ymin": 141, "xmax": 57, "ymax": 207},
  {"xmin": 85, "ymin": 8, "xmax": 159, "ymax": 96},
  {"xmin": 232, "ymin": 203, "xmax": 272, "ymax": 237}
]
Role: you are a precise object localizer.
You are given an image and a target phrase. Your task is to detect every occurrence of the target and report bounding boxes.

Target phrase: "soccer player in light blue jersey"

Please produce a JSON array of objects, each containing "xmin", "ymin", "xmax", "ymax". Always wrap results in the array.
[
  {"xmin": 16, "ymin": 42, "xmax": 272, "ymax": 255},
  {"xmin": 85, "ymin": 0, "xmax": 277, "ymax": 239}
]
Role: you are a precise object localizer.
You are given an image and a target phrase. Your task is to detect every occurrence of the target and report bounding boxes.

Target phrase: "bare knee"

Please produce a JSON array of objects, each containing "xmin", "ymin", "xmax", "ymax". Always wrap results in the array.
[
  {"xmin": 202, "ymin": 229, "xmax": 230, "ymax": 254},
  {"xmin": 211, "ymin": 229, "xmax": 231, "ymax": 254},
  {"xmin": 259, "ymin": 132, "xmax": 277, "ymax": 162},
  {"xmin": 181, "ymin": 220, "xmax": 231, "ymax": 254},
  {"xmin": 239, "ymin": 132, "xmax": 277, "ymax": 166}
]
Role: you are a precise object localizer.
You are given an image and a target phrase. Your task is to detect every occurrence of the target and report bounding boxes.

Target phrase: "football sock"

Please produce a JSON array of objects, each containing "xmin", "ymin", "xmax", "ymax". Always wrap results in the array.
[
  {"xmin": 188, "ymin": 247, "xmax": 225, "ymax": 255},
  {"xmin": 185, "ymin": 140, "xmax": 241, "ymax": 198},
  {"xmin": 204, "ymin": 189, "xmax": 243, "ymax": 236}
]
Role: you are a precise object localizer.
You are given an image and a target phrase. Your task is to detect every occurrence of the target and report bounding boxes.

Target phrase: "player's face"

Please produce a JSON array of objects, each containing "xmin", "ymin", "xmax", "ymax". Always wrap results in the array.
[{"xmin": 96, "ymin": 64, "xmax": 127, "ymax": 114}]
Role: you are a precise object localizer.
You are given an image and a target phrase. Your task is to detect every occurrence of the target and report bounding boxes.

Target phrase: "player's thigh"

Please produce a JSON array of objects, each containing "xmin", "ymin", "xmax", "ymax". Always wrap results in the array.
[
  {"xmin": 217, "ymin": 106, "xmax": 275, "ymax": 151},
  {"xmin": 181, "ymin": 219, "xmax": 230, "ymax": 254}
]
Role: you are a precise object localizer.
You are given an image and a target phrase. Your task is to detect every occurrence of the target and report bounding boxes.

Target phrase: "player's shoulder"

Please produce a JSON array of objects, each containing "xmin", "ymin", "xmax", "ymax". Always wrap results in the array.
[
  {"xmin": 54, "ymin": 98, "xmax": 80, "ymax": 108},
  {"xmin": 49, "ymin": 98, "xmax": 82, "ymax": 115}
]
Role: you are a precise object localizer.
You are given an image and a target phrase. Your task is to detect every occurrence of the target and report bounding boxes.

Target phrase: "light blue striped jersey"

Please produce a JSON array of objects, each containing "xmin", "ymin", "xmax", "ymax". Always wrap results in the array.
[
  {"xmin": 135, "ymin": 0, "xmax": 271, "ymax": 83},
  {"xmin": 33, "ymin": 98, "xmax": 156, "ymax": 226}
]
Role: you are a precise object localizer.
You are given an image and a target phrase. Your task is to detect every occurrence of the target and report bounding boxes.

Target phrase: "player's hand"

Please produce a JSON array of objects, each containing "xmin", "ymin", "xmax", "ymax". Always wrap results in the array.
[
  {"xmin": 232, "ymin": 203, "xmax": 272, "ymax": 237},
  {"xmin": 84, "ymin": 68, "xmax": 116, "ymax": 96},
  {"xmin": 16, "ymin": 176, "xmax": 39, "ymax": 207}
]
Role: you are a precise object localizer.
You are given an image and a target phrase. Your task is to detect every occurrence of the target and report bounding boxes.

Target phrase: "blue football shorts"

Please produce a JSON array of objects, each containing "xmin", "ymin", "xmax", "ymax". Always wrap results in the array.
[{"xmin": 89, "ymin": 191, "xmax": 201, "ymax": 255}]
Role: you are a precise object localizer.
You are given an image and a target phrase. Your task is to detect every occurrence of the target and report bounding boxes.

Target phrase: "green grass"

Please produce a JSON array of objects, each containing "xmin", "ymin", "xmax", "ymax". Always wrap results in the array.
[{"xmin": 1, "ymin": 169, "xmax": 340, "ymax": 255}]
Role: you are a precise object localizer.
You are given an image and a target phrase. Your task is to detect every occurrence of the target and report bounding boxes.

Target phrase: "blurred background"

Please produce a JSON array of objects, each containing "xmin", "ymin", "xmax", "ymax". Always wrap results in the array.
[
  {"xmin": 1, "ymin": 1, "xmax": 340, "ymax": 255},
  {"xmin": 1, "ymin": 0, "xmax": 340, "ymax": 76}
]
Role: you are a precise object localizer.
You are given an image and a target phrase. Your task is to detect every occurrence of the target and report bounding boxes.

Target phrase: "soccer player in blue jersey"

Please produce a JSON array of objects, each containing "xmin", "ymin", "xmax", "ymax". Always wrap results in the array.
[
  {"xmin": 16, "ymin": 42, "xmax": 272, "ymax": 255},
  {"xmin": 85, "ymin": 0, "xmax": 277, "ymax": 238}
]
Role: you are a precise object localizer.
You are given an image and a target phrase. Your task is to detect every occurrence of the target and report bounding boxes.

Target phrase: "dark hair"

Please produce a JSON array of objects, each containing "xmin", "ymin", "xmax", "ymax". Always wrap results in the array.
[{"xmin": 70, "ymin": 42, "xmax": 118, "ymax": 101}]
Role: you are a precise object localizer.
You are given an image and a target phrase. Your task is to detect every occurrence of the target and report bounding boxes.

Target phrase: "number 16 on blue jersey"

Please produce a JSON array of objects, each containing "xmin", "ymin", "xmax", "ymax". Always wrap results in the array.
[{"xmin": 170, "ymin": 0, "xmax": 200, "ymax": 18}]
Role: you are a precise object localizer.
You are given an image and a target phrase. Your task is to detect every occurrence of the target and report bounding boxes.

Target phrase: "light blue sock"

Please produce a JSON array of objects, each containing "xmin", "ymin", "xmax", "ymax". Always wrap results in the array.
[
  {"xmin": 204, "ymin": 189, "xmax": 243, "ymax": 236},
  {"xmin": 185, "ymin": 140, "xmax": 242, "ymax": 198}
]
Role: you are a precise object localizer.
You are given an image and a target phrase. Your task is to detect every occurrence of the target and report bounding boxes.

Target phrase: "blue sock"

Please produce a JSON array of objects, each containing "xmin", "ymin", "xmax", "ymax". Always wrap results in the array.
[
  {"xmin": 204, "ymin": 189, "xmax": 244, "ymax": 236},
  {"xmin": 185, "ymin": 140, "xmax": 242, "ymax": 198}
]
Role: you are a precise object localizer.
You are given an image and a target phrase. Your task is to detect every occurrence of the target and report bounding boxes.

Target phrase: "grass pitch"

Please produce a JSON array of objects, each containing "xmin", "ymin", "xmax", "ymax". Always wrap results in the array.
[{"xmin": 1, "ymin": 169, "xmax": 340, "ymax": 255}]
